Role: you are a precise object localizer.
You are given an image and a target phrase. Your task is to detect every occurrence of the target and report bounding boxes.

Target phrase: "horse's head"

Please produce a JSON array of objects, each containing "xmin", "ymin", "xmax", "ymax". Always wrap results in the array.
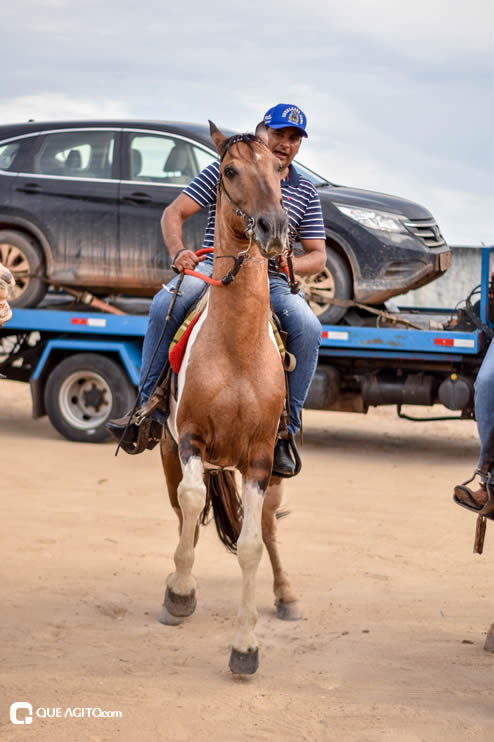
[{"xmin": 209, "ymin": 121, "xmax": 289, "ymax": 259}]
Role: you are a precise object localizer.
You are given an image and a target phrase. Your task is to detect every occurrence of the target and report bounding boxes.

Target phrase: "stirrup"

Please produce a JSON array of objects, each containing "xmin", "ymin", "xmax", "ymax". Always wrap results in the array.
[
  {"xmin": 453, "ymin": 469, "xmax": 494, "ymax": 519},
  {"xmin": 453, "ymin": 470, "xmax": 494, "ymax": 555},
  {"xmin": 107, "ymin": 415, "xmax": 162, "ymax": 456},
  {"xmin": 272, "ymin": 433, "xmax": 302, "ymax": 479},
  {"xmin": 129, "ymin": 417, "xmax": 163, "ymax": 455}
]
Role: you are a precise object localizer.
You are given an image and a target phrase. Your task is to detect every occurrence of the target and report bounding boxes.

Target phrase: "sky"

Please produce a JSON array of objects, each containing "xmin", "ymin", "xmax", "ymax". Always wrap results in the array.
[{"xmin": 1, "ymin": 0, "xmax": 493, "ymax": 246}]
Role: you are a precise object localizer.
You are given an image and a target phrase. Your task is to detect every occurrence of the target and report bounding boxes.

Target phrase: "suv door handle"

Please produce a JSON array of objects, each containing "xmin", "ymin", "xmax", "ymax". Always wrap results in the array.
[
  {"xmin": 16, "ymin": 182, "xmax": 43, "ymax": 194},
  {"xmin": 122, "ymin": 192, "xmax": 152, "ymax": 205}
]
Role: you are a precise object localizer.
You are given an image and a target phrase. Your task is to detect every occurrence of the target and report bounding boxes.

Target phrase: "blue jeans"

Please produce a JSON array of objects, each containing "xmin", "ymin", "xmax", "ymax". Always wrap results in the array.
[
  {"xmin": 139, "ymin": 255, "xmax": 322, "ymax": 435},
  {"xmin": 474, "ymin": 338, "xmax": 494, "ymax": 477}
]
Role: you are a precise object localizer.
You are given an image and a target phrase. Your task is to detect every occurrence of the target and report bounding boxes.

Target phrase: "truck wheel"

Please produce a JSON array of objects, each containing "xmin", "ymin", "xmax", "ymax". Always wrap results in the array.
[
  {"xmin": 297, "ymin": 247, "xmax": 352, "ymax": 324},
  {"xmin": 0, "ymin": 230, "xmax": 46, "ymax": 308},
  {"xmin": 44, "ymin": 353, "xmax": 135, "ymax": 443}
]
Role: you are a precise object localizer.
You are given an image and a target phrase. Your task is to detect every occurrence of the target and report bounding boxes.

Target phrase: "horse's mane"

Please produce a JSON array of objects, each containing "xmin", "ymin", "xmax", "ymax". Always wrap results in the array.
[{"xmin": 219, "ymin": 133, "xmax": 267, "ymax": 162}]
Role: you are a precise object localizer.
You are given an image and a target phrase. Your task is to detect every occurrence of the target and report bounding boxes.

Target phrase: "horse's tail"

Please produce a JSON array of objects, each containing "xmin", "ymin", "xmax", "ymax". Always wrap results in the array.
[{"xmin": 201, "ymin": 471, "xmax": 243, "ymax": 553}]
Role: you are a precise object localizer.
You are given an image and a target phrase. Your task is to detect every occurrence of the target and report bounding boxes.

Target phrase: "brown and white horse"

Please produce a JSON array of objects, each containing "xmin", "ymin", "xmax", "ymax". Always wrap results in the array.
[{"xmin": 160, "ymin": 123, "xmax": 302, "ymax": 674}]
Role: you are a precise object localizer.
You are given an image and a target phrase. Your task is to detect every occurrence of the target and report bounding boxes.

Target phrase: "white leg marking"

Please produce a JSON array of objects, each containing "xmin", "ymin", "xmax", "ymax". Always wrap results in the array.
[
  {"xmin": 233, "ymin": 480, "xmax": 265, "ymax": 653},
  {"xmin": 167, "ymin": 456, "xmax": 206, "ymax": 596}
]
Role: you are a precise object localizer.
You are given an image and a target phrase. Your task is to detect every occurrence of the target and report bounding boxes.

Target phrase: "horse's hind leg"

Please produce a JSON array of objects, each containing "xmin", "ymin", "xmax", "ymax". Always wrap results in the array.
[
  {"xmin": 161, "ymin": 434, "xmax": 206, "ymax": 623},
  {"xmin": 229, "ymin": 474, "xmax": 266, "ymax": 675},
  {"xmin": 262, "ymin": 479, "xmax": 303, "ymax": 621}
]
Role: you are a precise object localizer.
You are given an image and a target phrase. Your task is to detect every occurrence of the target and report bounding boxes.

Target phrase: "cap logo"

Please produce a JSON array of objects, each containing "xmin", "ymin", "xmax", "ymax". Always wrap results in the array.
[
  {"xmin": 287, "ymin": 109, "xmax": 300, "ymax": 124},
  {"xmin": 281, "ymin": 107, "xmax": 303, "ymax": 126}
]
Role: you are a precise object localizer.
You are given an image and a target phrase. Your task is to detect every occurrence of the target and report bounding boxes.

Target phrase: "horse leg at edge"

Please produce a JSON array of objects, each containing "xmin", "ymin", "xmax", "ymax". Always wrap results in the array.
[
  {"xmin": 262, "ymin": 478, "xmax": 303, "ymax": 621},
  {"xmin": 161, "ymin": 434, "xmax": 206, "ymax": 623},
  {"xmin": 229, "ymin": 473, "xmax": 266, "ymax": 675}
]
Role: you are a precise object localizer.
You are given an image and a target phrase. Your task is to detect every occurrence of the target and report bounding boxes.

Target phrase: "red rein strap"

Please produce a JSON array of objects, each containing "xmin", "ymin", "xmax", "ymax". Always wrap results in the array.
[
  {"xmin": 182, "ymin": 248, "xmax": 223, "ymax": 286},
  {"xmin": 181, "ymin": 247, "xmax": 292, "ymax": 286}
]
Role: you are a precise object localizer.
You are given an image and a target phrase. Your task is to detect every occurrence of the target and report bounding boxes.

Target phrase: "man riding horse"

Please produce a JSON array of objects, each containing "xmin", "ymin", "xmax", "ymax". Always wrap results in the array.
[{"xmin": 108, "ymin": 104, "xmax": 326, "ymax": 476}]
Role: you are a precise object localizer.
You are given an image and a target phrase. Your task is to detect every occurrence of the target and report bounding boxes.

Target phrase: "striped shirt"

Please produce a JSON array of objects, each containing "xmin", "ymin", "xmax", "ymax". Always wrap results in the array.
[{"xmin": 183, "ymin": 161, "xmax": 326, "ymax": 253}]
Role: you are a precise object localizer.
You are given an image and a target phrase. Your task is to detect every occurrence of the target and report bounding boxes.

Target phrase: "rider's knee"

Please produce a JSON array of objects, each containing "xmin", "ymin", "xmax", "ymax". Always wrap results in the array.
[
  {"xmin": 298, "ymin": 302, "xmax": 322, "ymax": 344},
  {"xmin": 475, "ymin": 361, "xmax": 494, "ymax": 397}
]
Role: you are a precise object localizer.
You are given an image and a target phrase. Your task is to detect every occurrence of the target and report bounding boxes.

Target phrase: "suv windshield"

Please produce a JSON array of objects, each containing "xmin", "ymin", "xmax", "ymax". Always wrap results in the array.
[{"xmin": 293, "ymin": 160, "xmax": 332, "ymax": 187}]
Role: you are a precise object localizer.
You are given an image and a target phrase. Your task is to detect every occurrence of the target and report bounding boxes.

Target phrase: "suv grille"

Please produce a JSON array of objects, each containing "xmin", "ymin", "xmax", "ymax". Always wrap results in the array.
[{"xmin": 403, "ymin": 218, "xmax": 446, "ymax": 247}]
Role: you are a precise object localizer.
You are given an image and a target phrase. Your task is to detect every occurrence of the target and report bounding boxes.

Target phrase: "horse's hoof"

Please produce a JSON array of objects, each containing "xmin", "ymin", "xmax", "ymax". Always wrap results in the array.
[
  {"xmin": 276, "ymin": 600, "xmax": 303, "ymax": 621},
  {"xmin": 229, "ymin": 647, "xmax": 259, "ymax": 675},
  {"xmin": 164, "ymin": 587, "xmax": 197, "ymax": 618},
  {"xmin": 158, "ymin": 605, "xmax": 183, "ymax": 626}
]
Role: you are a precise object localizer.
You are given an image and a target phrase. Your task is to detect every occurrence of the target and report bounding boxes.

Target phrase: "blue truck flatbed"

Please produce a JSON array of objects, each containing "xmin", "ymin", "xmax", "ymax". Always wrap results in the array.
[{"xmin": 1, "ymin": 247, "xmax": 492, "ymax": 443}]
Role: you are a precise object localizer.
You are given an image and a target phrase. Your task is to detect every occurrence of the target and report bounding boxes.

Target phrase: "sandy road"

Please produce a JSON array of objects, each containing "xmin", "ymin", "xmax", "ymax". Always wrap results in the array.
[{"xmin": 0, "ymin": 379, "xmax": 492, "ymax": 741}]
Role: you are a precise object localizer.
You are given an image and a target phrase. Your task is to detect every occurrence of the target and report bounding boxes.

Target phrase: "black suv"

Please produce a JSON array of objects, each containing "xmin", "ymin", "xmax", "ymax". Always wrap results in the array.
[{"xmin": 0, "ymin": 119, "xmax": 451, "ymax": 323}]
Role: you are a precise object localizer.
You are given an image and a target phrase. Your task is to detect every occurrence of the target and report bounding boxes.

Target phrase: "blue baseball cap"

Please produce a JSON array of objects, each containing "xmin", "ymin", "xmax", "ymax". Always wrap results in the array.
[{"xmin": 263, "ymin": 103, "xmax": 308, "ymax": 138}]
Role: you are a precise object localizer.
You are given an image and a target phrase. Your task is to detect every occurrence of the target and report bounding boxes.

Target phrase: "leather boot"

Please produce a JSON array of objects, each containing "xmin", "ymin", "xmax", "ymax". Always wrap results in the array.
[
  {"xmin": 106, "ymin": 413, "xmax": 162, "ymax": 453},
  {"xmin": 454, "ymin": 480, "xmax": 488, "ymax": 510},
  {"xmin": 273, "ymin": 439, "xmax": 296, "ymax": 477},
  {"xmin": 106, "ymin": 413, "xmax": 138, "ymax": 445}
]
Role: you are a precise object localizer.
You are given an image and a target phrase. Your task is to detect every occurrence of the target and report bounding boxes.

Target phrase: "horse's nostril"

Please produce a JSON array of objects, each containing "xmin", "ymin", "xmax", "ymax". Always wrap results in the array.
[{"xmin": 257, "ymin": 217, "xmax": 271, "ymax": 235}]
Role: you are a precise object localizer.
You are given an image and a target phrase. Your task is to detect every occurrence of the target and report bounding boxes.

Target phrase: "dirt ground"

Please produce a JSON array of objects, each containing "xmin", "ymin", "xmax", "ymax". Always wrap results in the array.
[{"xmin": 0, "ymin": 379, "xmax": 492, "ymax": 742}]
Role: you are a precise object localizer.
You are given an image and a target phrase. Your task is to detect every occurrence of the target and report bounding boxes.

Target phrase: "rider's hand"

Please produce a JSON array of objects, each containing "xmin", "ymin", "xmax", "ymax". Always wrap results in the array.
[
  {"xmin": 274, "ymin": 255, "xmax": 289, "ymax": 272},
  {"xmin": 172, "ymin": 249, "xmax": 200, "ymax": 274}
]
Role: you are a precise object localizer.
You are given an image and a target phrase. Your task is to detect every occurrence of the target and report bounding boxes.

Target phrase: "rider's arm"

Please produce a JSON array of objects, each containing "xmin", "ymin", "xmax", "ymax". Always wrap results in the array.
[
  {"xmin": 292, "ymin": 239, "xmax": 326, "ymax": 276},
  {"xmin": 277, "ymin": 239, "xmax": 326, "ymax": 276},
  {"xmin": 161, "ymin": 193, "xmax": 203, "ymax": 272},
  {"xmin": 284, "ymin": 179, "xmax": 326, "ymax": 276}
]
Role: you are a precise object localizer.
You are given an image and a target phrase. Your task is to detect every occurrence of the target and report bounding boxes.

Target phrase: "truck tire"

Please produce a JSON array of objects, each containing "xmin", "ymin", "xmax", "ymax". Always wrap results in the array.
[
  {"xmin": 0, "ymin": 230, "xmax": 46, "ymax": 308},
  {"xmin": 44, "ymin": 353, "xmax": 135, "ymax": 443},
  {"xmin": 297, "ymin": 247, "xmax": 352, "ymax": 324}
]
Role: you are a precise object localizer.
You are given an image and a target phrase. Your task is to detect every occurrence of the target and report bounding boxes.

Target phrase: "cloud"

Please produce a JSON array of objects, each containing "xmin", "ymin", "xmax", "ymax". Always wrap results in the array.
[{"xmin": 0, "ymin": 0, "xmax": 492, "ymax": 244}]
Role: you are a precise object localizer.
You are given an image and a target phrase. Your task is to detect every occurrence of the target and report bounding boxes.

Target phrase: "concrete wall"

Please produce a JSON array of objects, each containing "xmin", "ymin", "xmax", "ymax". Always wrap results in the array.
[{"xmin": 396, "ymin": 247, "xmax": 490, "ymax": 309}]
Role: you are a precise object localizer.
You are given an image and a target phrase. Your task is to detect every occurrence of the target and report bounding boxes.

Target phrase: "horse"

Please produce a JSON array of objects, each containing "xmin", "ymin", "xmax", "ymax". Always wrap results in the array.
[{"xmin": 159, "ymin": 123, "xmax": 302, "ymax": 675}]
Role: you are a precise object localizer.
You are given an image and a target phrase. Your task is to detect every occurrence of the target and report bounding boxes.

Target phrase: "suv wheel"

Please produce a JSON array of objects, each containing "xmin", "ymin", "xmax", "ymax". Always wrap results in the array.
[
  {"xmin": 297, "ymin": 247, "xmax": 352, "ymax": 324},
  {"xmin": 0, "ymin": 230, "xmax": 46, "ymax": 308}
]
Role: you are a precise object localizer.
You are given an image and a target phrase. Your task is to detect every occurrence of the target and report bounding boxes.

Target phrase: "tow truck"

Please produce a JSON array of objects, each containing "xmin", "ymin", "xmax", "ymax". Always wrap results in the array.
[{"xmin": 1, "ymin": 247, "xmax": 492, "ymax": 443}]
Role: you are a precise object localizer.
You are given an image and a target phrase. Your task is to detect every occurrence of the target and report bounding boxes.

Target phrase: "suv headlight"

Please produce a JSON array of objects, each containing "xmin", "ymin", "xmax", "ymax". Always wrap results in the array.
[{"xmin": 335, "ymin": 205, "xmax": 406, "ymax": 233}]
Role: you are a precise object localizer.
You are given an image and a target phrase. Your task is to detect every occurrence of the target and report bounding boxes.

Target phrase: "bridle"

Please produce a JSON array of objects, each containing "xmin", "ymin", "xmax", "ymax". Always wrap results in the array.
[
  {"xmin": 213, "ymin": 171, "xmax": 259, "ymax": 284},
  {"xmin": 216, "ymin": 134, "xmax": 274, "ymax": 257}
]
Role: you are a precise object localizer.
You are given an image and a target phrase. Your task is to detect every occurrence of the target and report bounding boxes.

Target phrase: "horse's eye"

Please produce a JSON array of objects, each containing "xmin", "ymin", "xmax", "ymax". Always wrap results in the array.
[{"xmin": 224, "ymin": 166, "xmax": 237, "ymax": 180}]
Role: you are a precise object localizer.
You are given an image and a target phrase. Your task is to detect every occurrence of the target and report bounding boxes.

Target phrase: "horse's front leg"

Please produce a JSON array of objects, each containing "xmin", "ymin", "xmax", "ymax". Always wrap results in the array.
[
  {"xmin": 262, "ymin": 478, "xmax": 303, "ymax": 621},
  {"xmin": 161, "ymin": 434, "xmax": 206, "ymax": 624},
  {"xmin": 229, "ymin": 470, "xmax": 267, "ymax": 675}
]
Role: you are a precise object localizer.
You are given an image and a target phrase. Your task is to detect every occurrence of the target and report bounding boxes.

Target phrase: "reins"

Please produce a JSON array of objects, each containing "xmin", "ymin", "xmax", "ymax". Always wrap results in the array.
[{"xmin": 180, "ymin": 242, "xmax": 254, "ymax": 288}]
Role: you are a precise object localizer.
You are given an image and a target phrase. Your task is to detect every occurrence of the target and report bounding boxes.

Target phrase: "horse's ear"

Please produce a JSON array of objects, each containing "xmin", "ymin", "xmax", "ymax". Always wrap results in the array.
[
  {"xmin": 209, "ymin": 120, "xmax": 226, "ymax": 154},
  {"xmin": 255, "ymin": 121, "xmax": 269, "ymax": 144}
]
